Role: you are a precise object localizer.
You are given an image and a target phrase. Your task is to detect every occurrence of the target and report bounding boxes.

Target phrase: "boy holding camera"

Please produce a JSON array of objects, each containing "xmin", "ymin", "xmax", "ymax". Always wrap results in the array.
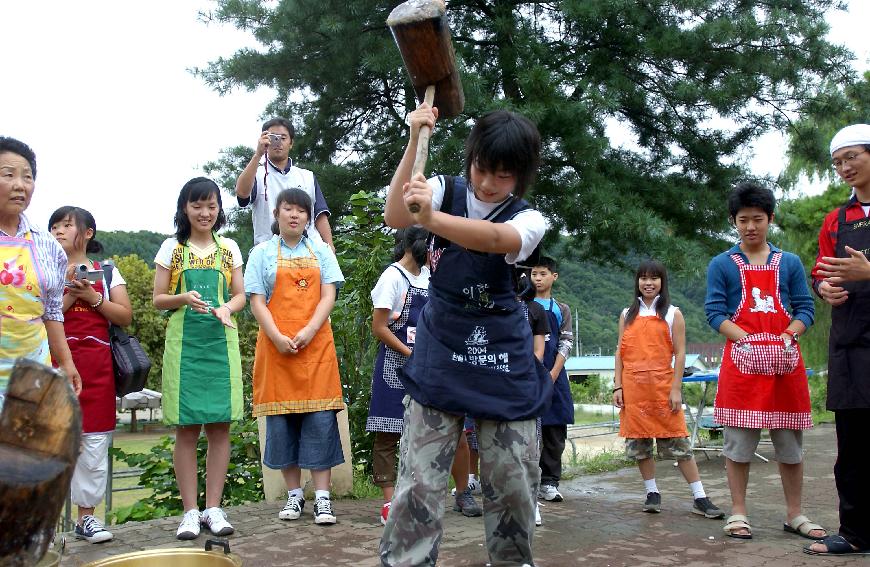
[{"xmin": 235, "ymin": 117, "xmax": 335, "ymax": 249}]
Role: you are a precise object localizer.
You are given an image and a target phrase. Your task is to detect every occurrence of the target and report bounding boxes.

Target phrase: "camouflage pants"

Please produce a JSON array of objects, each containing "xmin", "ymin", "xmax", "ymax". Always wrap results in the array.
[{"xmin": 380, "ymin": 397, "xmax": 540, "ymax": 566}]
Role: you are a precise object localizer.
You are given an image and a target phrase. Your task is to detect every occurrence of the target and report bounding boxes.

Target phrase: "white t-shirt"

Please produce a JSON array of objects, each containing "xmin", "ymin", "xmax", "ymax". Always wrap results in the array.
[
  {"xmin": 370, "ymin": 263, "xmax": 430, "ymax": 321},
  {"xmin": 98, "ymin": 265, "xmax": 126, "ymax": 299},
  {"xmin": 426, "ymin": 175, "xmax": 546, "ymax": 264},
  {"xmin": 154, "ymin": 238, "xmax": 244, "ymax": 271},
  {"xmin": 621, "ymin": 298, "xmax": 679, "ymax": 337}
]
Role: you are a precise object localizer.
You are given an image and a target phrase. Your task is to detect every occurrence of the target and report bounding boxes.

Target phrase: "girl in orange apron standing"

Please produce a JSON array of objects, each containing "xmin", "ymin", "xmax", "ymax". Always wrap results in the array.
[
  {"xmin": 614, "ymin": 260, "xmax": 723, "ymax": 519},
  {"xmin": 50, "ymin": 206, "xmax": 133, "ymax": 544},
  {"xmin": 245, "ymin": 188, "xmax": 345, "ymax": 526}
]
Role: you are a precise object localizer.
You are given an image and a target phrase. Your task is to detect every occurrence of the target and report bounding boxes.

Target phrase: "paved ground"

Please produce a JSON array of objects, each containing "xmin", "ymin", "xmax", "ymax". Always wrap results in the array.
[{"xmin": 61, "ymin": 424, "xmax": 862, "ymax": 566}]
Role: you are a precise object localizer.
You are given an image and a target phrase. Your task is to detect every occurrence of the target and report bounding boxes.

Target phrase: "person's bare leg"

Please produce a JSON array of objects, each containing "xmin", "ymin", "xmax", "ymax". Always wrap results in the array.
[
  {"xmin": 780, "ymin": 461, "xmax": 825, "ymax": 538},
  {"xmin": 451, "ymin": 433, "xmax": 470, "ymax": 492},
  {"xmin": 725, "ymin": 458, "xmax": 751, "ymax": 536},
  {"xmin": 382, "ymin": 485, "xmax": 395, "ymax": 502},
  {"xmin": 77, "ymin": 506, "xmax": 95, "ymax": 523},
  {"xmin": 281, "ymin": 466, "xmax": 302, "ymax": 490},
  {"xmin": 637, "ymin": 457, "xmax": 655, "ymax": 481},
  {"xmin": 311, "ymin": 468, "xmax": 332, "ymax": 492},
  {"xmin": 676, "ymin": 458, "xmax": 701, "ymax": 484},
  {"xmin": 203, "ymin": 422, "xmax": 231, "ymax": 508},
  {"xmin": 174, "ymin": 425, "xmax": 202, "ymax": 511}
]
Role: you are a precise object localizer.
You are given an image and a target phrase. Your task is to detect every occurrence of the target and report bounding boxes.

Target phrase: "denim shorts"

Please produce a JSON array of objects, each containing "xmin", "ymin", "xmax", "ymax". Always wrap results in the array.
[{"xmin": 263, "ymin": 410, "xmax": 345, "ymax": 470}]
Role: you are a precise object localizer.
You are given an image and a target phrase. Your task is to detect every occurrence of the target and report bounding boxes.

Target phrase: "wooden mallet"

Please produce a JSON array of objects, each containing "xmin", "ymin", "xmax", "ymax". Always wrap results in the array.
[{"xmin": 387, "ymin": 0, "xmax": 465, "ymax": 213}]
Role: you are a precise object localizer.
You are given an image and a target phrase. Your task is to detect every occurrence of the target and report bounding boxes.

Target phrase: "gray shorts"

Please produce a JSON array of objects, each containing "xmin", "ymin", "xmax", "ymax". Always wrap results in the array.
[{"xmin": 722, "ymin": 426, "xmax": 803, "ymax": 464}]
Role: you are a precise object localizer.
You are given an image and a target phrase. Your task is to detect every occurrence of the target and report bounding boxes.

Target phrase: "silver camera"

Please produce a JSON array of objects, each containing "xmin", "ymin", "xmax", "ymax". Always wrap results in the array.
[{"xmin": 268, "ymin": 133, "xmax": 284, "ymax": 144}]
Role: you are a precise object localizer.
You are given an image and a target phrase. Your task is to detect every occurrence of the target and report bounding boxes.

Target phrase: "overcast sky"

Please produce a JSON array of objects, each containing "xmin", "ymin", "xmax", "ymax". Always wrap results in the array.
[{"xmin": 2, "ymin": 1, "xmax": 868, "ymax": 235}]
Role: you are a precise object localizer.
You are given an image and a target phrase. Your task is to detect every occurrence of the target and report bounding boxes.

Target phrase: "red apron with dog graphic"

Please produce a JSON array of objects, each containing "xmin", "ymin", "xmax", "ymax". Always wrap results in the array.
[{"xmin": 713, "ymin": 252, "xmax": 812, "ymax": 429}]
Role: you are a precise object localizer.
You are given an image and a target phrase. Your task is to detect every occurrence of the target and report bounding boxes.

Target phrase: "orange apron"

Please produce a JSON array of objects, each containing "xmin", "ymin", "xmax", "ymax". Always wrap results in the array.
[
  {"xmin": 252, "ymin": 239, "xmax": 344, "ymax": 417},
  {"xmin": 618, "ymin": 314, "xmax": 688, "ymax": 438}
]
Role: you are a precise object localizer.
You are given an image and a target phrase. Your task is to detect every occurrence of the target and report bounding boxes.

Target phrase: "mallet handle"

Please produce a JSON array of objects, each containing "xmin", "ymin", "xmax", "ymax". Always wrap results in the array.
[{"xmin": 408, "ymin": 85, "xmax": 436, "ymax": 214}]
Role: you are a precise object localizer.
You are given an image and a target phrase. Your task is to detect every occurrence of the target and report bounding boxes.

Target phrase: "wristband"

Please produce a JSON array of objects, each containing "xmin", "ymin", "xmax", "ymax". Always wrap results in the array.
[
  {"xmin": 90, "ymin": 294, "xmax": 104, "ymax": 309},
  {"xmin": 612, "ymin": 387, "xmax": 623, "ymax": 393}
]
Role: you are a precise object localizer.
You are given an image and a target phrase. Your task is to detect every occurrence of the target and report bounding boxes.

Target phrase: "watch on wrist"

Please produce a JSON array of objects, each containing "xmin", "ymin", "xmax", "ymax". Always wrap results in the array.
[{"xmin": 783, "ymin": 329, "xmax": 799, "ymax": 342}]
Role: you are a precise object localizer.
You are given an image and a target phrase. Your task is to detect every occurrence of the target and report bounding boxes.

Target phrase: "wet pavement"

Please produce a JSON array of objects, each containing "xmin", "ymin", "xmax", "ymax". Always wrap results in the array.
[{"xmin": 61, "ymin": 423, "xmax": 862, "ymax": 566}]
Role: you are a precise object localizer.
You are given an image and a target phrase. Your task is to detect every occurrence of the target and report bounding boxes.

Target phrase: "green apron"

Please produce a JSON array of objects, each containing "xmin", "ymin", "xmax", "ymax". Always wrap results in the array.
[{"xmin": 162, "ymin": 235, "xmax": 242, "ymax": 425}]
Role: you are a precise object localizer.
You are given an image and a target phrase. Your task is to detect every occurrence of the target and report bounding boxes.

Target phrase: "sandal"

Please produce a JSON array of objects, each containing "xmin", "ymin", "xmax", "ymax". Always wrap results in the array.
[
  {"xmin": 803, "ymin": 535, "xmax": 870, "ymax": 556},
  {"xmin": 723, "ymin": 514, "xmax": 752, "ymax": 540},
  {"xmin": 783, "ymin": 515, "xmax": 826, "ymax": 540}
]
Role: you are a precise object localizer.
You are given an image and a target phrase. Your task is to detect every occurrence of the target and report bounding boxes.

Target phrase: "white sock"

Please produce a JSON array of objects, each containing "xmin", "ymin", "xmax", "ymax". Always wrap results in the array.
[
  {"xmin": 315, "ymin": 489, "xmax": 330, "ymax": 501},
  {"xmin": 288, "ymin": 488, "xmax": 303, "ymax": 500},
  {"xmin": 644, "ymin": 479, "xmax": 659, "ymax": 494},
  {"xmin": 689, "ymin": 481, "xmax": 706, "ymax": 499}
]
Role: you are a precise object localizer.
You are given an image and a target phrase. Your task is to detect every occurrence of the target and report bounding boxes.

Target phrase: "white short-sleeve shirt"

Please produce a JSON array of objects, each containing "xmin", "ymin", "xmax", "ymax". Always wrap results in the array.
[
  {"xmin": 370, "ymin": 264, "xmax": 430, "ymax": 320},
  {"xmin": 426, "ymin": 175, "xmax": 547, "ymax": 264}
]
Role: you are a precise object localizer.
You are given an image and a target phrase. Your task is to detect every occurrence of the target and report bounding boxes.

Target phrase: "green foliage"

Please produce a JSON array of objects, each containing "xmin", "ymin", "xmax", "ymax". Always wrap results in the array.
[
  {"xmin": 198, "ymin": 0, "xmax": 850, "ymax": 271},
  {"xmin": 107, "ymin": 378, "xmax": 264, "ymax": 524},
  {"xmin": 100, "ymin": 230, "xmax": 167, "ymax": 263},
  {"xmin": 785, "ymin": 71, "xmax": 870, "ymax": 186},
  {"xmin": 549, "ymin": 247, "xmax": 721, "ymax": 354},
  {"xmin": 569, "ymin": 375, "xmax": 609, "ymax": 404},
  {"xmin": 809, "ymin": 371, "xmax": 835, "ymax": 424},
  {"xmin": 111, "ymin": 254, "xmax": 167, "ymax": 390},
  {"xmin": 330, "ymin": 190, "xmax": 394, "ymax": 475}
]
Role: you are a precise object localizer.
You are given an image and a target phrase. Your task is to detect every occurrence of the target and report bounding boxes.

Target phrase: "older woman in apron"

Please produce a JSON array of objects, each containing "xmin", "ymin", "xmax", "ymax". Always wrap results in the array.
[{"xmin": 0, "ymin": 137, "xmax": 80, "ymax": 411}]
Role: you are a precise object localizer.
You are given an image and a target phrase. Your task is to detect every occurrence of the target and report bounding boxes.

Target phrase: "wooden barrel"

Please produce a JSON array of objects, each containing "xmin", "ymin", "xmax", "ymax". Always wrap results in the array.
[{"xmin": 0, "ymin": 359, "xmax": 82, "ymax": 565}]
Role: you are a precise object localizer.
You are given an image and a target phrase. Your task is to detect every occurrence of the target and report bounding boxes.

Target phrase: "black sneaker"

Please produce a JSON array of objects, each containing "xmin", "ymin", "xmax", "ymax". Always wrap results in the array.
[
  {"xmin": 692, "ymin": 497, "xmax": 725, "ymax": 519},
  {"xmin": 453, "ymin": 487, "xmax": 483, "ymax": 517},
  {"xmin": 74, "ymin": 515, "xmax": 113, "ymax": 543},
  {"xmin": 643, "ymin": 492, "xmax": 661, "ymax": 513},
  {"xmin": 314, "ymin": 497, "xmax": 336, "ymax": 525}
]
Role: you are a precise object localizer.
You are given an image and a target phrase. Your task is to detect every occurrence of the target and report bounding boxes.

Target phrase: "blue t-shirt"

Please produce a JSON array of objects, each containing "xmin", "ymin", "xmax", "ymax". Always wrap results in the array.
[
  {"xmin": 244, "ymin": 235, "xmax": 344, "ymax": 302},
  {"xmin": 704, "ymin": 243, "xmax": 814, "ymax": 332},
  {"xmin": 533, "ymin": 297, "xmax": 563, "ymax": 327}
]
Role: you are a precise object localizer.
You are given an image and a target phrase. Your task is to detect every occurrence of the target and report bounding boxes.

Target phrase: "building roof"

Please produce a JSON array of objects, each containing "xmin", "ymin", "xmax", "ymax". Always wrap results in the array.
[{"xmin": 565, "ymin": 354, "xmax": 703, "ymax": 373}]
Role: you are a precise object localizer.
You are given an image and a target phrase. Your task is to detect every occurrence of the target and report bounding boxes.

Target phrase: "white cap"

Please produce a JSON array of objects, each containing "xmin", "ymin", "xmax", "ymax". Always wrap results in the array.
[{"xmin": 830, "ymin": 124, "xmax": 870, "ymax": 156}]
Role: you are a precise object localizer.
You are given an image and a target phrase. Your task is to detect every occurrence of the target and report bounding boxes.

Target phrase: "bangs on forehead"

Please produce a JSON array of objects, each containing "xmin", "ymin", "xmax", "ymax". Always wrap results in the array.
[
  {"xmin": 636, "ymin": 259, "xmax": 666, "ymax": 280},
  {"xmin": 187, "ymin": 180, "xmax": 220, "ymax": 202}
]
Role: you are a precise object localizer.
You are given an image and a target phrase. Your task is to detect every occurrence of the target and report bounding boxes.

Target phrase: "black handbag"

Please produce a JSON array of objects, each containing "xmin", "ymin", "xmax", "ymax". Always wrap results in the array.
[{"xmin": 102, "ymin": 263, "xmax": 152, "ymax": 396}]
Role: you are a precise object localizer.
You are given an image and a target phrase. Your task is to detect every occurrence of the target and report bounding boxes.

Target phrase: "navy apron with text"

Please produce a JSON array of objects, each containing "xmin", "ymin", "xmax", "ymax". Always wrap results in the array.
[
  {"xmin": 828, "ymin": 205, "xmax": 870, "ymax": 409},
  {"xmin": 540, "ymin": 299, "xmax": 574, "ymax": 426},
  {"xmin": 366, "ymin": 266, "xmax": 429, "ymax": 433},
  {"xmin": 397, "ymin": 176, "xmax": 553, "ymax": 421}
]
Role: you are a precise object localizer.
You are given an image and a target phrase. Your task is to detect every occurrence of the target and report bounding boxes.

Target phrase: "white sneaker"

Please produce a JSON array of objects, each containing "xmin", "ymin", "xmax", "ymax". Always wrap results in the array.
[
  {"xmin": 314, "ymin": 497, "xmax": 337, "ymax": 525},
  {"xmin": 176, "ymin": 509, "xmax": 201, "ymax": 540},
  {"xmin": 537, "ymin": 484, "xmax": 563, "ymax": 502},
  {"xmin": 202, "ymin": 507, "xmax": 234, "ymax": 536},
  {"xmin": 279, "ymin": 494, "xmax": 305, "ymax": 521},
  {"xmin": 467, "ymin": 476, "xmax": 481, "ymax": 494},
  {"xmin": 535, "ymin": 503, "xmax": 542, "ymax": 527},
  {"xmin": 74, "ymin": 515, "xmax": 113, "ymax": 543}
]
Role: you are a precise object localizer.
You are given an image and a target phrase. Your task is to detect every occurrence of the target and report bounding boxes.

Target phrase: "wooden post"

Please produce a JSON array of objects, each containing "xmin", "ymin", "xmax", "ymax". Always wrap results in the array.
[{"xmin": 0, "ymin": 359, "xmax": 81, "ymax": 565}]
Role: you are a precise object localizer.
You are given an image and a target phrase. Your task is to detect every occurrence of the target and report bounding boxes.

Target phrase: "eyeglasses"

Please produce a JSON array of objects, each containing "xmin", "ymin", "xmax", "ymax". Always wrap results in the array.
[{"xmin": 832, "ymin": 150, "xmax": 867, "ymax": 171}]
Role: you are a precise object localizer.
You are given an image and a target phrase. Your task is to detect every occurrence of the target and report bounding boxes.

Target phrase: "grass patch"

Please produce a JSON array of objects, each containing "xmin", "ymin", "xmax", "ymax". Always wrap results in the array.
[{"xmin": 562, "ymin": 449, "xmax": 633, "ymax": 479}]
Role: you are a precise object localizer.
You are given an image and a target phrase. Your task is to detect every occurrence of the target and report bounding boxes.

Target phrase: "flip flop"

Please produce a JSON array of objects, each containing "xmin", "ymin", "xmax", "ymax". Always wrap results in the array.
[
  {"xmin": 723, "ymin": 514, "xmax": 752, "ymax": 540},
  {"xmin": 803, "ymin": 535, "xmax": 870, "ymax": 556},
  {"xmin": 783, "ymin": 514, "xmax": 826, "ymax": 540}
]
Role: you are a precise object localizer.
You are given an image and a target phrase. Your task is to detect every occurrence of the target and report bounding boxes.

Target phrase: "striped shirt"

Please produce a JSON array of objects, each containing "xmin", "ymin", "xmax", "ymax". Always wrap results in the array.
[{"xmin": 0, "ymin": 214, "xmax": 67, "ymax": 322}]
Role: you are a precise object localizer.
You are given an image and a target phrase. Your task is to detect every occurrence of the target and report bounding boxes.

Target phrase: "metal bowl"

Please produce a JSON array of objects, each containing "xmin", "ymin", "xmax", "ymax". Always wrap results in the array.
[{"xmin": 84, "ymin": 539, "xmax": 242, "ymax": 567}]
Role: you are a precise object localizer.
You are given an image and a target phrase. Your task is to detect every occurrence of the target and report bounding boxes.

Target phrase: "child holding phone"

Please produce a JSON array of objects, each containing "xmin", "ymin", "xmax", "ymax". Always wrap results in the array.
[{"xmin": 153, "ymin": 177, "xmax": 246, "ymax": 540}]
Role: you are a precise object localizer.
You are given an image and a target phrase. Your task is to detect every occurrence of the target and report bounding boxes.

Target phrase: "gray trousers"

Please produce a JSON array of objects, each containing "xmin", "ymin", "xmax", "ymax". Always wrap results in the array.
[{"xmin": 380, "ymin": 397, "xmax": 540, "ymax": 566}]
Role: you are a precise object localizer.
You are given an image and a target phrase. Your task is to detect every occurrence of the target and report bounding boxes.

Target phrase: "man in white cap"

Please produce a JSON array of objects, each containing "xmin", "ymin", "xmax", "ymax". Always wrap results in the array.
[{"xmin": 808, "ymin": 123, "xmax": 870, "ymax": 556}]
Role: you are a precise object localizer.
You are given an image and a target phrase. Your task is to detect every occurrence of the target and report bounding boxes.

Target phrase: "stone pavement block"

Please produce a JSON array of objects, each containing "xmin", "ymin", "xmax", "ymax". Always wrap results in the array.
[{"xmin": 60, "ymin": 424, "xmax": 870, "ymax": 566}]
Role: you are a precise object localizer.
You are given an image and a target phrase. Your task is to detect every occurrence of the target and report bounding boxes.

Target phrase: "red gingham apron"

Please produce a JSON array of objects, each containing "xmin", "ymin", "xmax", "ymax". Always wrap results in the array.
[{"xmin": 713, "ymin": 252, "xmax": 812, "ymax": 429}]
